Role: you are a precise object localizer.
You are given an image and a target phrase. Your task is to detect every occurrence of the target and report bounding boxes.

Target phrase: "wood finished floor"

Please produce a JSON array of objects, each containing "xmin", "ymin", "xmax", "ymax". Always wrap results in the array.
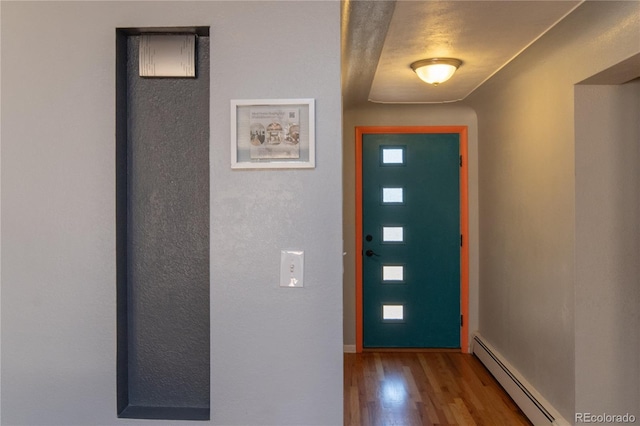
[{"xmin": 344, "ymin": 351, "xmax": 532, "ymax": 426}]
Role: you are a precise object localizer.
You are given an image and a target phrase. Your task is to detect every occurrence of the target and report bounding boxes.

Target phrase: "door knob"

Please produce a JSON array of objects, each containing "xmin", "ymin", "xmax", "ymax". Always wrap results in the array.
[{"xmin": 365, "ymin": 249, "xmax": 380, "ymax": 257}]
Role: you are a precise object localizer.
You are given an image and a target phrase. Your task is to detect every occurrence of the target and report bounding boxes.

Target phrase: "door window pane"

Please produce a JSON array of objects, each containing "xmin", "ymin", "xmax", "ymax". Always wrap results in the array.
[
  {"xmin": 383, "ymin": 305, "xmax": 404, "ymax": 320},
  {"xmin": 381, "ymin": 148, "xmax": 404, "ymax": 165},
  {"xmin": 382, "ymin": 265, "xmax": 404, "ymax": 282},
  {"xmin": 382, "ymin": 226, "xmax": 404, "ymax": 242},
  {"xmin": 382, "ymin": 187, "xmax": 403, "ymax": 204}
]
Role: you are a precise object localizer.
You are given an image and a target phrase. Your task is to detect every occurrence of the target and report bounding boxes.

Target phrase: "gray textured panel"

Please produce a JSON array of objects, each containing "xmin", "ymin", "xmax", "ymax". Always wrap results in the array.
[{"xmin": 126, "ymin": 35, "xmax": 210, "ymax": 411}]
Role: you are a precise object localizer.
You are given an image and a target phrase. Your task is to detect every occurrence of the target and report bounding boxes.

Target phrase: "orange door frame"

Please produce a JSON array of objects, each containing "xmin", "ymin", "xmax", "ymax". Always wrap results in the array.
[{"xmin": 355, "ymin": 126, "xmax": 469, "ymax": 353}]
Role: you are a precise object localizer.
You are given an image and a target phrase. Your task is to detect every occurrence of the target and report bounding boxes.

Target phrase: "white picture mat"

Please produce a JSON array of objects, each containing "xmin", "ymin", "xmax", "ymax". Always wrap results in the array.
[{"xmin": 231, "ymin": 99, "xmax": 315, "ymax": 169}]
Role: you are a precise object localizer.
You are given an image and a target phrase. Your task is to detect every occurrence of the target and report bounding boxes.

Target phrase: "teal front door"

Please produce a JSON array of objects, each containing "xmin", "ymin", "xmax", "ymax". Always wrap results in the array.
[{"xmin": 362, "ymin": 133, "xmax": 460, "ymax": 348}]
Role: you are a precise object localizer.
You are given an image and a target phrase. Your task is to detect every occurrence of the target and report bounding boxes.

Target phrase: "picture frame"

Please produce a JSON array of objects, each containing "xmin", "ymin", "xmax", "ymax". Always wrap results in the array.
[{"xmin": 231, "ymin": 98, "xmax": 315, "ymax": 169}]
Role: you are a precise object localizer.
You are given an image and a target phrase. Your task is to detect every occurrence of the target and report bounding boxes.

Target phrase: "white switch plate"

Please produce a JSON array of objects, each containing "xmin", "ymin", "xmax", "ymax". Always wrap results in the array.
[{"xmin": 280, "ymin": 250, "xmax": 304, "ymax": 287}]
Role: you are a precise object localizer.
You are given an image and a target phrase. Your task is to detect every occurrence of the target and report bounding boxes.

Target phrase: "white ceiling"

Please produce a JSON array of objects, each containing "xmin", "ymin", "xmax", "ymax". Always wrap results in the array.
[{"xmin": 342, "ymin": 0, "xmax": 583, "ymax": 107}]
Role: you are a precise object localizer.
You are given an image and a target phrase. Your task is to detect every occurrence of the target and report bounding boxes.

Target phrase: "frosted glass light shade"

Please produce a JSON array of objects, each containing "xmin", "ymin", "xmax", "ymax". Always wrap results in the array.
[{"xmin": 411, "ymin": 58, "xmax": 462, "ymax": 86}]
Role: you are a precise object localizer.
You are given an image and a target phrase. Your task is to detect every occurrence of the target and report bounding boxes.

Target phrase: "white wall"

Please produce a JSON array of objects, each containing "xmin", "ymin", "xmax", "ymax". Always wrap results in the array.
[
  {"xmin": 342, "ymin": 103, "xmax": 479, "ymax": 351},
  {"xmin": 0, "ymin": 2, "xmax": 342, "ymax": 425},
  {"xmin": 575, "ymin": 80, "xmax": 640, "ymax": 420},
  {"xmin": 463, "ymin": 1, "xmax": 640, "ymax": 420}
]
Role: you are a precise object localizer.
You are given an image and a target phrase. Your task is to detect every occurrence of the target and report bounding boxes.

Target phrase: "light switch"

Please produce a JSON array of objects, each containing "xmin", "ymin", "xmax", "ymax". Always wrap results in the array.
[{"xmin": 280, "ymin": 250, "xmax": 304, "ymax": 287}]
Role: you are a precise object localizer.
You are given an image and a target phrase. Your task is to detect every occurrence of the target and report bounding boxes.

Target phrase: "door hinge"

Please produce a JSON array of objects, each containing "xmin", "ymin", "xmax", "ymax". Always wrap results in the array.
[
  {"xmin": 460, "ymin": 234, "xmax": 463, "ymax": 247},
  {"xmin": 460, "ymin": 155, "xmax": 463, "ymax": 167},
  {"xmin": 461, "ymin": 314, "xmax": 464, "ymax": 327}
]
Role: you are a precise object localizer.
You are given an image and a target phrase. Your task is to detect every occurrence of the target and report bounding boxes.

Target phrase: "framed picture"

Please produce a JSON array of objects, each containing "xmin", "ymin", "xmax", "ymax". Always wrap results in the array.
[{"xmin": 231, "ymin": 99, "xmax": 315, "ymax": 169}]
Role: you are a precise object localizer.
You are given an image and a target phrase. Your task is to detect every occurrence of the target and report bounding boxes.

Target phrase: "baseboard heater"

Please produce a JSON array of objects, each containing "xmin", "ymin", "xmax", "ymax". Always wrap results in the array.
[{"xmin": 472, "ymin": 334, "xmax": 568, "ymax": 426}]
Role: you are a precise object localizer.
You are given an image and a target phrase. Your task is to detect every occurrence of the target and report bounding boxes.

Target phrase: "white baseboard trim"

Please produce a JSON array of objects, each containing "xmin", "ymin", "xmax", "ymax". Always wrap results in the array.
[
  {"xmin": 343, "ymin": 344, "xmax": 356, "ymax": 353},
  {"xmin": 472, "ymin": 333, "xmax": 569, "ymax": 426}
]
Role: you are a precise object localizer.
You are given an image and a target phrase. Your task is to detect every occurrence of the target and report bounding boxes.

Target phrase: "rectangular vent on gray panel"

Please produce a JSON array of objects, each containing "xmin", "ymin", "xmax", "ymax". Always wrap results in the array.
[{"xmin": 116, "ymin": 27, "xmax": 210, "ymax": 421}]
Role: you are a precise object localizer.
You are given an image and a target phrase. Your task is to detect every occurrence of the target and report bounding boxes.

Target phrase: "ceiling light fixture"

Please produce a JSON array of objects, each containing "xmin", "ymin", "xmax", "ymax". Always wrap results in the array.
[{"xmin": 410, "ymin": 58, "xmax": 462, "ymax": 86}]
